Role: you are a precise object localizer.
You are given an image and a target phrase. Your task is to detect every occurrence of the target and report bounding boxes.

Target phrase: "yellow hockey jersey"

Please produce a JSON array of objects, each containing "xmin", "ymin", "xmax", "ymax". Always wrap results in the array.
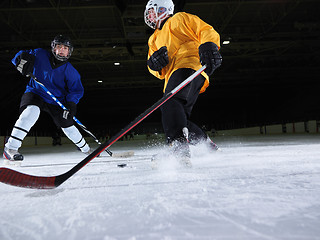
[{"xmin": 147, "ymin": 12, "xmax": 221, "ymax": 93}]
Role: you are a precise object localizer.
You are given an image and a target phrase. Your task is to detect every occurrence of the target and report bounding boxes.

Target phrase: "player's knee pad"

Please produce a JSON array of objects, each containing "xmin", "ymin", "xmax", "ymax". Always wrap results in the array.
[
  {"xmin": 62, "ymin": 125, "xmax": 90, "ymax": 153},
  {"xmin": 16, "ymin": 105, "xmax": 40, "ymax": 131},
  {"xmin": 6, "ymin": 105, "xmax": 40, "ymax": 150},
  {"xmin": 61, "ymin": 125, "xmax": 81, "ymax": 142}
]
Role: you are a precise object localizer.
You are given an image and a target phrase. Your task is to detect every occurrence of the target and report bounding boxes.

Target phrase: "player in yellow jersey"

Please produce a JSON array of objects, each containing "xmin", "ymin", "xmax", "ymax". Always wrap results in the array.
[{"xmin": 145, "ymin": 0, "xmax": 222, "ymax": 160}]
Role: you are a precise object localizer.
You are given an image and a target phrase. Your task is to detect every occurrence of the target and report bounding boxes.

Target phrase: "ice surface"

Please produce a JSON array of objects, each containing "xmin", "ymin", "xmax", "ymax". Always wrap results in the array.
[{"xmin": 1, "ymin": 134, "xmax": 320, "ymax": 240}]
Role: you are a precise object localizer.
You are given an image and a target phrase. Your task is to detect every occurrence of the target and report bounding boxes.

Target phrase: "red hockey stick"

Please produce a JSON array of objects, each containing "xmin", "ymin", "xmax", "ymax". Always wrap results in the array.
[{"xmin": 0, "ymin": 65, "xmax": 206, "ymax": 189}]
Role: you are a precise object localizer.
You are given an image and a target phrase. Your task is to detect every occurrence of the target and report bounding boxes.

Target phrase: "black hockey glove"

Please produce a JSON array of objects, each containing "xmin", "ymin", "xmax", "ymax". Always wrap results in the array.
[
  {"xmin": 16, "ymin": 52, "xmax": 35, "ymax": 77},
  {"xmin": 147, "ymin": 46, "xmax": 169, "ymax": 72},
  {"xmin": 62, "ymin": 102, "xmax": 77, "ymax": 120},
  {"xmin": 199, "ymin": 42, "xmax": 222, "ymax": 76}
]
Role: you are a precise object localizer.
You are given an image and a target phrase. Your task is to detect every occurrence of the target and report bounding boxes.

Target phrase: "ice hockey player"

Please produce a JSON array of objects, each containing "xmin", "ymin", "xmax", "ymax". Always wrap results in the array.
[
  {"xmin": 144, "ymin": 0, "xmax": 222, "ymax": 162},
  {"xmin": 3, "ymin": 35, "xmax": 92, "ymax": 166}
]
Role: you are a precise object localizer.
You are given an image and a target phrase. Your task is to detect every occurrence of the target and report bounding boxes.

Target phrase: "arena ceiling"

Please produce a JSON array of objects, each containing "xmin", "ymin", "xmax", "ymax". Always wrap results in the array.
[{"xmin": 1, "ymin": 0, "xmax": 319, "ymax": 133}]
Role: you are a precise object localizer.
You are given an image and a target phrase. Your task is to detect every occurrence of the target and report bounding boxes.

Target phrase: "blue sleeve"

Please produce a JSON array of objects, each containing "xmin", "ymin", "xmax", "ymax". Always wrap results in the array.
[
  {"xmin": 11, "ymin": 49, "xmax": 35, "ymax": 66},
  {"xmin": 65, "ymin": 63, "xmax": 84, "ymax": 104}
]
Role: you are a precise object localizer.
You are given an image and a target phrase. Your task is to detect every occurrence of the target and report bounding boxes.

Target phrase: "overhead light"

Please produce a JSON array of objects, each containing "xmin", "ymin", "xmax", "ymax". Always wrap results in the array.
[
  {"xmin": 223, "ymin": 40, "xmax": 230, "ymax": 45},
  {"xmin": 98, "ymin": 80, "xmax": 103, "ymax": 83},
  {"xmin": 114, "ymin": 62, "xmax": 120, "ymax": 66}
]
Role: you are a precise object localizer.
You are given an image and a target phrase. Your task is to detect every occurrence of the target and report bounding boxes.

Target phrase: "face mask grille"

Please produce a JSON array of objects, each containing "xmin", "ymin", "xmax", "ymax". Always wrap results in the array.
[
  {"xmin": 51, "ymin": 40, "xmax": 73, "ymax": 61},
  {"xmin": 144, "ymin": 6, "xmax": 169, "ymax": 29}
]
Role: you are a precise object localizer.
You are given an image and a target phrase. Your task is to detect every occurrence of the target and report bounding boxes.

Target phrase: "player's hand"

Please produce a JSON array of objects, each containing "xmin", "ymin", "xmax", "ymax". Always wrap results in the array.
[
  {"xmin": 147, "ymin": 46, "xmax": 169, "ymax": 71},
  {"xmin": 199, "ymin": 42, "xmax": 222, "ymax": 76},
  {"xmin": 62, "ymin": 102, "xmax": 77, "ymax": 120},
  {"xmin": 16, "ymin": 52, "xmax": 35, "ymax": 77}
]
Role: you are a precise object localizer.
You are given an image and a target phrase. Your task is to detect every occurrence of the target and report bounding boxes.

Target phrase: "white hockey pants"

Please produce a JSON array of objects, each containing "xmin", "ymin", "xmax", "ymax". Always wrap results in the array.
[
  {"xmin": 61, "ymin": 125, "xmax": 90, "ymax": 153},
  {"xmin": 5, "ymin": 105, "xmax": 90, "ymax": 153},
  {"xmin": 5, "ymin": 105, "xmax": 40, "ymax": 150}
]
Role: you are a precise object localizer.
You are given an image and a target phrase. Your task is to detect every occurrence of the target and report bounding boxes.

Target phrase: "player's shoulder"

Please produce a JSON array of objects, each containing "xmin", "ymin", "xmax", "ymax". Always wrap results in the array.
[
  {"xmin": 172, "ymin": 12, "xmax": 196, "ymax": 20},
  {"xmin": 170, "ymin": 12, "xmax": 199, "ymax": 24},
  {"xmin": 33, "ymin": 48, "xmax": 50, "ymax": 57},
  {"xmin": 34, "ymin": 48, "xmax": 48, "ymax": 54},
  {"xmin": 65, "ymin": 61, "xmax": 80, "ymax": 76},
  {"xmin": 65, "ymin": 61, "xmax": 76, "ymax": 69}
]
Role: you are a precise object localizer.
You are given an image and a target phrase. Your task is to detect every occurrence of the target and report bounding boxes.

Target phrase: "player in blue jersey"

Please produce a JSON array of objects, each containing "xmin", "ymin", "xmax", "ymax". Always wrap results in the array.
[{"xmin": 3, "ymin": 35, "xmax": 92, "ymax": 165}]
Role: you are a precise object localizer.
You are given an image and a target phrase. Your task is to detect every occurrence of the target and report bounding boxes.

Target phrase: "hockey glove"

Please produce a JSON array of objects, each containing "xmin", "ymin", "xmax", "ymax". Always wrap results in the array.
[
  {"xmin": 147, "ymin": 46, "xmax": 169, "ymax": 71},
  {"xmin": 62, "ymin": 102, "xmax": 77, "ymax": 120},
  {"xmin": 16, "ymin": 52, "xmax": 35, "ymax": 77},
  {"xmin": 199, "ymin": 42, "xmax": 222, "ymax": 76}
]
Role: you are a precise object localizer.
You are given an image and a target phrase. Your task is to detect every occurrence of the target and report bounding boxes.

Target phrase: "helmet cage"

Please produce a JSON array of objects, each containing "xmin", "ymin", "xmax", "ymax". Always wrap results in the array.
[
  {"xmin": 51, "ymin": 35, "xmax": 73, "ymax": 61},
  {"xmin": 144, "ymin": 0, "xmax": 174, "ymax": 29}
]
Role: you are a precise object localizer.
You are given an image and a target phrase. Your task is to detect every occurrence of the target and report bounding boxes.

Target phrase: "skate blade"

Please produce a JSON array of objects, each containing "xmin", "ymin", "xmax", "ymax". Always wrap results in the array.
[
  {"xmin": 14, "ymin": 161, "xmax": 22, "ymax": 167},
  {"xmin": 179, "ymin": 158, "xmax": 192, "ymax": 168},
  {"xmin": 150, "ymin": 154, "xmax": 163, "ymax": 170},
  {"xmin": 151, "ymin": 159, "xmax": 158, "ymax": 170},
  {"xmin": 3, "ymin": 159, "xmax": 22, "ymax": 167}
]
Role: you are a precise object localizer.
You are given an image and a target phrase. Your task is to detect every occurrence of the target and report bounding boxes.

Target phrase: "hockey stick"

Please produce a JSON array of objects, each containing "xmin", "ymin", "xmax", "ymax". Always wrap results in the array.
[
  {"xmin": 29, "ymin": 74, "xmax": 132, "ymax": 158},
  {"xmin": 0, "ymin": 65, "xmax": 206, "ymax": 189}
]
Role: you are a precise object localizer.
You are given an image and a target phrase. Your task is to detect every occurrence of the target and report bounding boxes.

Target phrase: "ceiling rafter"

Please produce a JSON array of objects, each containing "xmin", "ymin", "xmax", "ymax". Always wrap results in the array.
[{"xmin": 48, "ymin": 0, "xmax": 78, "ymax": 39}]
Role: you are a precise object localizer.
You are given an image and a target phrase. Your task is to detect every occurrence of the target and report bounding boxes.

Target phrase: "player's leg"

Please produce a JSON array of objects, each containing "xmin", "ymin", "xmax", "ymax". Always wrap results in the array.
[
  {"xmin": 61, "ymin": 125, "xmax": 91, "ymax": 153},
  {"xmin": 161, "ymin": 68, "xmax": 201, "ymax": 159},
  {"xmin": 187, "ymin": 121, "xmax": 220, "ymax": 151},
  {"xmin": 3, "ymin": 92, "xmax": 43, "ymax": 165},
  {"xmin": 47, "ymin": 103, "xmax": 91, "ymax": 154},
  {"xmin": 4, "ymin": 105, "xmax": 40, "ymax": 164}
]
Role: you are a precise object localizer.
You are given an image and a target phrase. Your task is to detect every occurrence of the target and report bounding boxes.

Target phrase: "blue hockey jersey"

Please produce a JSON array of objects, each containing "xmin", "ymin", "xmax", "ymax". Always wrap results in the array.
[{"xmin": 12, "ymin": 48, "xmax": 84, "ymax": 105}]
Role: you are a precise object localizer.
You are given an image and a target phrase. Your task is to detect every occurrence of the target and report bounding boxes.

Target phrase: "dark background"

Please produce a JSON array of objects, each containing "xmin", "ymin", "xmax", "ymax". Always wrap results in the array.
[{"xmin": 1, "ymin": 0, "xmax": 319, "ymax": 136}]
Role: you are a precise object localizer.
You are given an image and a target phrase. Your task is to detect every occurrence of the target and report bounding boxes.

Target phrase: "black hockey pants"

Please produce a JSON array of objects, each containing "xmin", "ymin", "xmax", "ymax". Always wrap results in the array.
[{"xmin": 160, "ymin": 68, "xmax": 208, "ymax": 143}]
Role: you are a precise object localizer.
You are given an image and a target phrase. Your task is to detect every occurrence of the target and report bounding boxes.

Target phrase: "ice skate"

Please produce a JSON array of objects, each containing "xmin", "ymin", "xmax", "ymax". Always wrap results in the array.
[
  {"xmin": 176, "ymin": 146, "xmax": 192, "ymax": 168},
  {"xmin": 3, "ymin": 147, "xmax": 24, "ymax": 166},
  {"xmin": 150, "ymin": 151, "xmax": 170, "ymax": 169},
  {"xmin": 179, "ymin": 156, "xmax": 192, "ymax": 168},
  {"xmin": 151, "ymin": 154, "xmax": 159, "ymax": 169},
  {"xmin": 84, "ymin": 148, "xmax": 100, "ymax": 157},
  {"xmin": 207, "ymin": 139, "xmax": 221, "ymax": 152},
  {"xmin": 170, "ymin": 139, "xmax": 192, "ymax": 168}
]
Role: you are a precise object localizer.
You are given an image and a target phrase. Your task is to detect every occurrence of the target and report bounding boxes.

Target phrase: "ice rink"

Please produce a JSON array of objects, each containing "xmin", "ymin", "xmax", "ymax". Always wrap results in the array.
[{"xmin": 1, "ymin": 134, "xmax": 320, "ymax": 240}]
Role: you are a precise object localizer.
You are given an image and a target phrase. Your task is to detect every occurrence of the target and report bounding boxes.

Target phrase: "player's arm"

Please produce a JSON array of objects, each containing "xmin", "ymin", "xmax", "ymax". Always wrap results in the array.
[
  {"xmin": 12, "ymin": 50, "xmax": 35, "ymax": 77},
  {"xmin": 177, "ymin": 13, "xmax": 222, "ymax": 76},
  {"xmin": 196, "ymin": 16, "xmax": 222, "ymax": 76},
  {"xmin": 147, "ymin": 46, "xmax": 169, "ymax": 79},
  {"xmin": 63, "ymin": 65, "xmax": 84, "ymax": 120}
]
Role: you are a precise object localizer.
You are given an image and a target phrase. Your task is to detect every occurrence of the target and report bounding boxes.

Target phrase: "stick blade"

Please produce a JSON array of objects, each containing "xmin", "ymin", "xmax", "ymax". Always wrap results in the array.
[
  {"xmin": 112, "ymin": 151, "xmax": 134, "ymax": 158},
  {"xmin": 0, "ymin": 167, "xmax": 57, "ymax": 189}
]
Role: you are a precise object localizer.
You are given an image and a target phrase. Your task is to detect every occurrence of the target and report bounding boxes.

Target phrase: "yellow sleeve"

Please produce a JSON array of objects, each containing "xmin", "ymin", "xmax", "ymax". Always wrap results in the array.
[
  {"xmin": 172, "ymin": 12, "xmax": 220, "ymax": 48},
  {"xmin": 146, "ymin": 37, "xmax": 166, "ymax": 80}
]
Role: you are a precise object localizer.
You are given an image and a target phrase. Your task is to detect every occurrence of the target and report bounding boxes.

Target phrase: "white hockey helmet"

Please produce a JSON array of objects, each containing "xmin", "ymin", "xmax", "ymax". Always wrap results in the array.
[{"xmin": 144, "ymin": 0, "xmax": 174, "ymax": 29}]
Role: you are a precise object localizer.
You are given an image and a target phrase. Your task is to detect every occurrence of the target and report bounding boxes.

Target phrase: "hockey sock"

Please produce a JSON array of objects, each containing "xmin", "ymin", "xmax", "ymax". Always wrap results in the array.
[
  {"xmin": 5, "ymin": 105, "xmax": 40, "ymax": 150},
  {"xmin": 61, "ymin": 125, "xmax": 90, "ymax": 153}
]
